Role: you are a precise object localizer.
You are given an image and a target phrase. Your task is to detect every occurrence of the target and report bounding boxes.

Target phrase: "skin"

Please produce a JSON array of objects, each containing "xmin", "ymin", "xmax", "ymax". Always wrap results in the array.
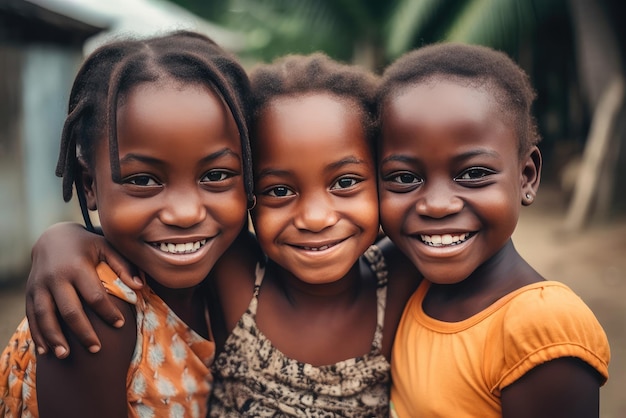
[
  {"xmin": 379, "ymin": 79, "xmax": 601, "ymax": 417},
  {"xmin": 27, "ymin": 91, "xmax": 418, "ymax": 367},
  {"xmin": 36, "ymin": 79, "xmax": 247, "ymax": 417},
  {"xmin": 212, "ymin": 92, "xmax": 414, "ymax": 364}
]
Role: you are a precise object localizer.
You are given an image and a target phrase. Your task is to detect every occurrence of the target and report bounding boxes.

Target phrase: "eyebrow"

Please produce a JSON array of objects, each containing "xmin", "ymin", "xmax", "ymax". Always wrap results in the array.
[
  {"xmin": 256, "ymin": 156, "xmax": 368, "ymax": 179},
  {"xmin": 380, "ymin": 154, "xmax": 417, "ymax": 165},
  {"xmin": 380, "ymin": 148, "xmax": 500, "ymax": 165},
  {"xmin": 326, "ymin": 156, "xmax": 368, "ymax": 172},
  {"xmin": 119, "ymin": 147, "xmax": 240, "ymax": 166}
]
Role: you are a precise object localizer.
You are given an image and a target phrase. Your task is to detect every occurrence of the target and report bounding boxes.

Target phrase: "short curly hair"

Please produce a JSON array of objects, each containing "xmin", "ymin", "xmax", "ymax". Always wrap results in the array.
[
  {"xmin": 248, "ymin": 53, "xmax": 380, "ymax": 153},
  {"xmin": 379, "ymin": 42, "xmax": 540, "ymax": 157}
]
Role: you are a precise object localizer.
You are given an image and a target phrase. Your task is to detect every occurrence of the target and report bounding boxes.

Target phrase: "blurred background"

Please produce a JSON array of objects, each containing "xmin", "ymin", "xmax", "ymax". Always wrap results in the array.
[{"xmin": 1, "ymin": 0, "xmax": 624, "ymax": 416}]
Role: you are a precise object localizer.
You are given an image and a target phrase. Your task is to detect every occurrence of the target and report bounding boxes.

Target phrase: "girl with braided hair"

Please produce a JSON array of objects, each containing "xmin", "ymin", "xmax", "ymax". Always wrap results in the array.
[
  {"xmin": 18, "ymin": 52, "xmax": 418, "ymax": 417},
  {"xmin": 1, "ymin": 30, "xmax": 253, "ymax": 417}
]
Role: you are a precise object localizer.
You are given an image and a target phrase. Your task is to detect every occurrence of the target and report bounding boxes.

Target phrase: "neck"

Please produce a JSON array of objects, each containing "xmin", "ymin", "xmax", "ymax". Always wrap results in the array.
[
  {"xmin": 145, "ymin": 275, "xmax": 209, "ymax": 338},
  {"xmin": 266, "ymin": 259, "xmax": 365, "ymax": 308},
  {"xmin": 424, "ymin": 239, "xmax": 544, "ymax": 321},
  {"xmin": 431, "ymin": 239, "xmax": 543, "ymax": 299}
]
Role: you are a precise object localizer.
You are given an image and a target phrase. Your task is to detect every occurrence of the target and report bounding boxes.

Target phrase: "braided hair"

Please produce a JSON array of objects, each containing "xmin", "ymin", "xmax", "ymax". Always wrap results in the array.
[
  {"xmin": 56, "ymin": 30, "xmax": 253, "ymax": 231},
  {"xmin": 379, "ymin": 43, "xmax": 540, "ymax": 157}
]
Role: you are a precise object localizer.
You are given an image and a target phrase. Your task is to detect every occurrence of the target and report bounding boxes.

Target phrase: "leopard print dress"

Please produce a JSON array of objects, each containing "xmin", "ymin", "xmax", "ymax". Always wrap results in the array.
[{"xmin": 209, "ymin": 245, "xmax": 390, "ymax": 417}]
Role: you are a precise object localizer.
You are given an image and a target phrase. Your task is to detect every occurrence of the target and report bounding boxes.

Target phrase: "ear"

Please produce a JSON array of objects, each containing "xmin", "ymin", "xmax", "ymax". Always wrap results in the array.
[
  {"xmin": 80, "ymin": 159, "xmax": 98, "ymax": 211},
  {"xmin": 521, "ymin": 146, "xmax": 542, "ymax": 206}
]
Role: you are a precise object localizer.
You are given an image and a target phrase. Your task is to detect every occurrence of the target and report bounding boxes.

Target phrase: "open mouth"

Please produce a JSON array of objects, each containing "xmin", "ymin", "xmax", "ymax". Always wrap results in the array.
[
  {"xmin": 420, "ymin": 233, "xmax": 473, "ymax": 247},
  {"xmin": 152, "ymin": 239, "xmax": 207, "ymax": 254}
]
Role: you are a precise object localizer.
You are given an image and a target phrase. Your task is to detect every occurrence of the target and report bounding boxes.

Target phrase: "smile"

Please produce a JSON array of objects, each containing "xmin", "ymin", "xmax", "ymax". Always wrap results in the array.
[
  {"xmin": 420, "ymin": 233, "xmax": 472, "ymax": 247},
  {"xmin": 292, "ymin": 239, "xmax": 345, "ymax": 252},
  {"xmin": 152, "ymin": 239, "xmax": 207, "ymax": 254}
]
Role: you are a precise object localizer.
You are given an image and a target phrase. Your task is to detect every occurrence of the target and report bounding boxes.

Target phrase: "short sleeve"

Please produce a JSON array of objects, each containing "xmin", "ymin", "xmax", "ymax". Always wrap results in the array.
[
  {"xmin": 488, "ymin": 283, "xmax": 610, "ymax": 394},
  {"xmin": 96, "ymin": 262, "xmax": 138, "ymax": 305}
]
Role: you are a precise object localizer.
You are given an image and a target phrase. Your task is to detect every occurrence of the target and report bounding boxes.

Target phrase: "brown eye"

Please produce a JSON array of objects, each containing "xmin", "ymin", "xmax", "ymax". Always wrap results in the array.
[
  {"xmin": 455, "ymin": 167, "xmax": 494, "ymax": 181},
  {"xmin": 393, "ymin": 173, "xmax": 420, "ymax": 184},
  {"xmin": 266, "ymin": 186, "xmax": 294, "ymax": 197},
  {"xmin": 331, "ymin": 177, "xmax": 359, "ymax": 190},
  {"xmin": 126, "ymin": 175, "xmax": 158, "ymax": 186},
  {"xmin": 202, "ymin": 171, "xmax": 230, "ymax": 182}
]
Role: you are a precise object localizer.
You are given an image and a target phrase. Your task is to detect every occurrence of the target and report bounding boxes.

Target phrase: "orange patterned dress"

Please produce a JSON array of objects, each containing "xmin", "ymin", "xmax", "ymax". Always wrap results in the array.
[{"xmin": 0, "ymin": 263, "xmax": 215, "ymax": 417}]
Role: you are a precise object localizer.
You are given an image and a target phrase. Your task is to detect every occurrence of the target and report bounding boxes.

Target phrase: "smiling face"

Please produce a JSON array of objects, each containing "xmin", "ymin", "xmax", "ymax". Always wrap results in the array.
[
  {"xmin": 84, "ymin": 80, "xmax": 247, "ymax": 289},
  {"xmin": 379, "ymin": 79, "xmax": 540, "ymax": 285},
  {"xmin": 251, "ymin": 93, "xmax": 379, "ymax": 285}
]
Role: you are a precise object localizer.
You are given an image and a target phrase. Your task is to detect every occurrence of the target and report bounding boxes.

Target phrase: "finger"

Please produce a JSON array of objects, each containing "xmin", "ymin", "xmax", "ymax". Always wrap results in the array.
[
  {"xmin": 25, "ymin": 290, "xmax": 51, "ymax": 355},
  {"xmin": 74, "ymin": 269, "xmax": 126, "ymax": 328},
  {"xmin": 99, "ymin": 241, "xmax": 143, "ymax": 290},
  {"xmin": 29, "ymin": 290, "xmax": 71, "ymax": 358},
  {"xmin": 50, "ymin": 282, "xmax": 102, "ymax": 354}
]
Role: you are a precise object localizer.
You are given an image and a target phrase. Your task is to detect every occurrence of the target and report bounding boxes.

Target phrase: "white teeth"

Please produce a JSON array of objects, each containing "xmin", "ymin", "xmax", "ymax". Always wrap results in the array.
[
  {"xmin": 421, "ymin": 233, "xmax": 470, "ymax": 247},
  {"xmin": 302, "ymin": 244, "xmax": 332, "ymax": 251},
  {"xmin": 156, "ymin": 239, "xmax": 207, "ymax": 254}
]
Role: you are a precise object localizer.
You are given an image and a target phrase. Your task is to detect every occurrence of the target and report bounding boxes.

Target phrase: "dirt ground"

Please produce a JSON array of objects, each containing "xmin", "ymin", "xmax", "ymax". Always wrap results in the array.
[{"xmin": 1, "ymin": 184, "xmax": 624, "ymax": 416}]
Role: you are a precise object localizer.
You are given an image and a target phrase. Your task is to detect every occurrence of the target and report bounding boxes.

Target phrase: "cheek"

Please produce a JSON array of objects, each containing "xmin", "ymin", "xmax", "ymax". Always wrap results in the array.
[
  {"xmin": 479, "ymin": 190, "xmax": 520, "ymax": 237},
  {"xmin": 97, "ymin": 200, "xmax": 149, "ymax": 246},
  {"xmin": 250, "ymin": 205, "xmax": 280, "ymax": 246},
  {"xmin": 379, "ymin": 191, "xmax": 406, "ymax": 232},
  {"xmin": 214, "ymin": 189, "xmax": 248, "ymax": 230},
  {"xmin": 357, "ymin": 190, "xmax": 381, "ymax": 236}
]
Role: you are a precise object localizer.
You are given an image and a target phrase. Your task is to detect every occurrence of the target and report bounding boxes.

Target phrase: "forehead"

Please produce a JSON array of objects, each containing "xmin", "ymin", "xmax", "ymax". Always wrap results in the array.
[
  {"xmin": 381, "ymin": 80, "xmax": 517, "ymax": 154},
  {"xmin": 110, "ymin": 81, "xmax": 241, "ymax": 157},
  {"xmin": 254, "ymin": 93, "xmax": 370, "ymax": 160},
  {"xmin": 386, "ymin": 79, "xmax": 497, "ymax": 125}
]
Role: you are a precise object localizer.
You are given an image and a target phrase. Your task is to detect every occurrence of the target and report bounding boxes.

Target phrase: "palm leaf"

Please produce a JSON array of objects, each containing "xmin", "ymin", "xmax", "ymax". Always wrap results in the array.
[{"xmin": 384, "ymin": 0, "xmax": 445, "ymax": 59}]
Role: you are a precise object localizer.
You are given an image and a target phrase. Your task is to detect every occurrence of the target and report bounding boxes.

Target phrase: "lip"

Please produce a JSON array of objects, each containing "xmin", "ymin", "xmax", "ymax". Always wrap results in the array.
[
  {"xmin": 147, "ymin": 235, "xmax": 215, "ymax": 265},
  {"xmin": 286, "ymin": 237, "xmax": 348, "ymax": 257},
  {"xmin": 419, "ymin": 231, "xmax": 475, "ymax": 247},
  {"xmin": 406, "ymin": 230, "xmax": 476, "ymax": 257}
]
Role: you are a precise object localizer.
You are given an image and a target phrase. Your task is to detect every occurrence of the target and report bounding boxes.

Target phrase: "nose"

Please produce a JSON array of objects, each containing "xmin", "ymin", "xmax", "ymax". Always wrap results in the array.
[
  {"xmin": 159, "ymin": 187, "xmax": 207, "ymax": 228},
  {"xmin": 414, "ymin": 182, "xmax": 463, "ymax": 219},
  {"xmin": 293, "ymin": 192, "xmax": 338, "ymax": 232}
]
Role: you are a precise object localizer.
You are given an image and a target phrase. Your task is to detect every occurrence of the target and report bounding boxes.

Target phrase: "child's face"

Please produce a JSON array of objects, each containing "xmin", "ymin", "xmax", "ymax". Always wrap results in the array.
[
  {"xmin": 379, "ymin": 80, "xmax": 534, "ymax": 285},
  {"xmin": 252, "ymin": 93, "xmax": 379, "ymax": 284},
  {"xmin": 85, "ymin": 81, "xmax": 248, "ymax": 289}
]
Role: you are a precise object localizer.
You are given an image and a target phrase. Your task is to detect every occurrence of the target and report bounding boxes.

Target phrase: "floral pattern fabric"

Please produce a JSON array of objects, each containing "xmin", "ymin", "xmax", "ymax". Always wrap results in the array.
[
  {"xmin": 0, "ymin": 263, "xmax": 215, "ymax": 418},
  {"xmin": 209, "ymin": 245, "xmax": 391, "ymax": 417}
]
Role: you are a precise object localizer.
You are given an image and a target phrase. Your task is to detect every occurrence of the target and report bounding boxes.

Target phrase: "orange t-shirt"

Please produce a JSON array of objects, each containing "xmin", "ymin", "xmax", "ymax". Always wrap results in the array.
[
  {"xmin": 390, "ymin": 280, "xmax": 610, "ymax": 418},
  {"xmin": 0, "ymin": 263, "xmax": 215, "ymax": 417}
]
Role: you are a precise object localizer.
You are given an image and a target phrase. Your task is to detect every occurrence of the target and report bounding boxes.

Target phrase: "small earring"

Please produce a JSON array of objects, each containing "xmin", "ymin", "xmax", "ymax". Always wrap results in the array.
[{"xmin": 525, "ymin": 193, "xmax": 533, "ymax": 202}]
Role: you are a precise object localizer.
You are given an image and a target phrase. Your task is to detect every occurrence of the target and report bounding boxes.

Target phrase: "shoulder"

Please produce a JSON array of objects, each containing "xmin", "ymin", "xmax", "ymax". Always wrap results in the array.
[
  {"xmin": 36, "ymin": 291, "xmax": 136, "ymax": 417},
  {"xmin": 494, "ymin": 282, "xmax": 609, "ymax": 389},
  {"xmin": 210, "ymin": 230, "xmax": 261, "ymax": 331},
  {"xmin": 501, "ymin": 282, "xmax": 607, "ymax": 343},
  {"xmin": 97, "ymin": 262, "xmax": 138, "ymax": 304}
]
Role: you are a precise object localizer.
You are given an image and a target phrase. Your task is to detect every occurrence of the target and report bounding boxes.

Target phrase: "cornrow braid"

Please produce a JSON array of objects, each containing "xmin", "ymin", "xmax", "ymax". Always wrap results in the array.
[
  {"xmin": 379, "ymin": 43, "xmax": 540, "ymax": 157},
  {"xmin": 56, "ymin": 31, "xmax": 253, "ymax": 231},
  {"xmin": 247, "ymin": 53, "xmax": 380, "ymax": 153}
]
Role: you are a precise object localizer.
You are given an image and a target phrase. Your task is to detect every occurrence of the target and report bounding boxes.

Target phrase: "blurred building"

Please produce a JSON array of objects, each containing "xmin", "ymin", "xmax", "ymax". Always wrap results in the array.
[{"xmin": 0, "ymin": 0, "xmax": 243, "ymax": 283}]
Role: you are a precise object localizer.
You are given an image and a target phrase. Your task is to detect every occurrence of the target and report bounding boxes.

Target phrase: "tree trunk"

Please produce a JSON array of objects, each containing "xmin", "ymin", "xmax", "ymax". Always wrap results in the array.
[{"xmin": 564, "ymin": 0, "xmax": 624, "ymax": 230}]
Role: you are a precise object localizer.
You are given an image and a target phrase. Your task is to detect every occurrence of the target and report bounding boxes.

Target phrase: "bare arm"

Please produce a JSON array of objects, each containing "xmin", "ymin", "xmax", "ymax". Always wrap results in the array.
[
  {"xmin": 26, "ymin": 222, "xmax": 141, "ymax": 357},
  {"xmin": 501, "ymin": 357, "xmax": 602, "ymax": 418},
  {"xmin": 36, "ymin": 296, "xmax": 136, "ymax": 418}
]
